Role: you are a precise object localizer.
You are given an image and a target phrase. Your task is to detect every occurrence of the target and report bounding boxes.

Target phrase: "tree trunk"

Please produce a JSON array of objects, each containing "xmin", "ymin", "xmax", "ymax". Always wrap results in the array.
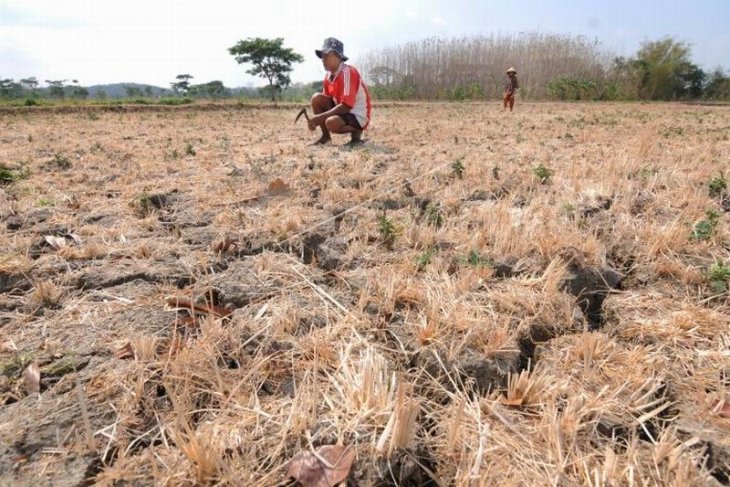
[{"xmin": 268, "ymin": 77, "xmax": 276, "ymax": 102}]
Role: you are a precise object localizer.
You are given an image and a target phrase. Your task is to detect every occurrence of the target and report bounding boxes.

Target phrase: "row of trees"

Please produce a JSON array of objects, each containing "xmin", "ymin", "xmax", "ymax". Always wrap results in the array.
[
  {"xmin": 168, "ymin": 75, "xmax": 230, "ymax": 98},
  {"xmin": 0, "ymin": 77, "xmax": 90, "ymax": 99},
  {"xmin": 165, "ymin": 74, "xmax": 317, "ymax": 100},
  {"xmin": 361, "ymin": 34, "xmax": 730, "ymax": 101},
  {"xmin": 0, "ymin": 76, "xmax": 236, "ymax": 100},
  {"xmin": 363, "ymin": 33, "xmax": 612, "ymax": 100},
  {"xmin": 0, "ymin": 37, "xmax": 305, "ymax": 102},
  {"xmin": 0, "ymin": 74, "xmax": 316, "ymax": 102},
  {"xmin": 3, "ymin": 34, "xmax": 727, "ymax": 103}
]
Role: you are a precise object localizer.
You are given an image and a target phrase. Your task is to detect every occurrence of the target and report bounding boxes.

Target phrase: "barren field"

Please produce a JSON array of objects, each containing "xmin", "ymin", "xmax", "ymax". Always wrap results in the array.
[{"xmin": 1, "ymin": 102, "xmax": 729, "ymax": 486}]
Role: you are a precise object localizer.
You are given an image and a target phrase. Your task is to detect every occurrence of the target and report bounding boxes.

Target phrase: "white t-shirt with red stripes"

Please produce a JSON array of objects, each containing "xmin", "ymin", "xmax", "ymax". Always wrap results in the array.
[{"xmin": 323, "ymin": 63, "xmax": 372, "ymax": 129}]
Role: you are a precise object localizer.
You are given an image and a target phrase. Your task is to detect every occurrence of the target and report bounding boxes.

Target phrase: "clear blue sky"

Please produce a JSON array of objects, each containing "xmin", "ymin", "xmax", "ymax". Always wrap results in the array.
[
  {"xmin": 435, "ymin": 0, "xmax": 729, "ymax": 68},
  {"xmin": 1, "ymin": 0, "xmax": 728, "ymax": 87}
]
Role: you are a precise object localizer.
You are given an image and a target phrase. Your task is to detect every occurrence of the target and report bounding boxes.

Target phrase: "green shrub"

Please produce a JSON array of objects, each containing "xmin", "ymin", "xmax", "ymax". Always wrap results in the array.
[
  {"xmin": 546, "ymin": 77, "xmax": 597, "ymax": 101},
  {"xmin": 158, "ymin": 97, "xmax": 193, "ymax": 105}
]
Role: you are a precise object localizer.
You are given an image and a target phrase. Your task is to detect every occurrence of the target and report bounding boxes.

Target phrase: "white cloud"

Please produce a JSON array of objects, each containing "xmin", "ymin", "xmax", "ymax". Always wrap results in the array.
[
  {"xmin": 5, "ymin": 0, "xmax": 723, "ymax": 87},
  {"xmin": 1, "ymin": 0, "xmax": 439, "ymax": 86}
]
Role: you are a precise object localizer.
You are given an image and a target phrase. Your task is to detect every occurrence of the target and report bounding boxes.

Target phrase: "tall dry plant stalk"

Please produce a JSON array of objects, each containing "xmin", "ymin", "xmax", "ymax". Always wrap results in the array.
[{"xmin": 361, "ymin": 32, "xmax": 618, "ymax": 99}]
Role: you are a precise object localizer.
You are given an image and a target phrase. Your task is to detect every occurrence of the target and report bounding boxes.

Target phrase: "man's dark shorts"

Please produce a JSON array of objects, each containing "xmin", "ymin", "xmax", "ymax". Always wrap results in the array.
[{"xmin": 338, "ymin": 113, "xmax": 362, "ymax": 130}]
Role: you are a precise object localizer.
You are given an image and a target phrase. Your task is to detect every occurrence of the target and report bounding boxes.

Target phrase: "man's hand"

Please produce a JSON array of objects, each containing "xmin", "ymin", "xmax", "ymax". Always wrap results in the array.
[{"xmin": 308, "ymin": 114, "xmax": 324, "ymax": 131}]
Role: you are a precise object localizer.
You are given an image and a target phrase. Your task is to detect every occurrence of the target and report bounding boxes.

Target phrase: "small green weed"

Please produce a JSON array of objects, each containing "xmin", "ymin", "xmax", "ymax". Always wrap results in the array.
[
  {"xmin": 185, "ymin": 141, "xmax": 196, "ymax": 156},
  {"xmin": 462, "ymin": 250, "xmax": 492, "ymax": 268},
  {"xmin": 51, "ymin": 154, "xmax": 72, "ymax": 170},
  {"xmin": 708, "ymin": 261, "xmax": 730, "ymax": 294},
  {"xmin": 378, "ymin": 213, "xmax": 397, "ymax": 250},
  {"xmin": 424, "ymin": 203, "xmax": 444, "ymax": 228},
  {"xmin": 690, "ymin": 209, "xmax": 720, "ymax": 241},
  {"xmin": 708, "ymin": 173, "xmax": 727, "ymax": 198},
  {"xmin": 533, "ymin": 163, "xmax": 553, "ymax": 183},
  {"xmin": 0, "ymin": 165, "xmax": 29, "ymax": 184},
  {"xmin": 451, "ymin": 158, "xmax": 465, "ymax": 179},
  {"xmin": 416, "ymin": 246, "xmax": 437, "ymax": 270},
  {"xmin": 628, "ymin": 167, "xmax": 659, "ymax": 180}
]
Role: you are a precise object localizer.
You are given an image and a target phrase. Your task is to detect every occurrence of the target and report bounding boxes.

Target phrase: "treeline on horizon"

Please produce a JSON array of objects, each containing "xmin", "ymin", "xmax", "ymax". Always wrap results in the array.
[
  {"xmin": 362, "ymin": 32, "xmax": 730, "ymax": 101},
  {"xmin": 1, "ymin": 32, "xmax": 729, "ymax": 104},
  {"xmin": 0, "ymin": 75, "xmax": 321, "ymax": 106}
]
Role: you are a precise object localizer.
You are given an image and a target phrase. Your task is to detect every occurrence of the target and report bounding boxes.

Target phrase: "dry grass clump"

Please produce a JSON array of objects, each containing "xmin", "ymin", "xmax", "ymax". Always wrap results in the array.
[
  {"xmin": 26, "ymin": 279, "xmax": 64, "ymax": 309},
  {"xmin": 0, "ymin": 254, "xmax": 33, "ymax": 275},
  {"xmin": 603, "ymin": 293, "xmax": 730, "ymax": 347},
  {"xmin": 0, "ymin": 102, "xmax": 728, "ymax": 486}
]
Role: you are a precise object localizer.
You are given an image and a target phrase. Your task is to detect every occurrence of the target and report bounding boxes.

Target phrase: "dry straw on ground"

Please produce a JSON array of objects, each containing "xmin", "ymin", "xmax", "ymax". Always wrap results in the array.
[{"xmin": 0, "ymin": 101, "xmax": 728, "ymax": 486}]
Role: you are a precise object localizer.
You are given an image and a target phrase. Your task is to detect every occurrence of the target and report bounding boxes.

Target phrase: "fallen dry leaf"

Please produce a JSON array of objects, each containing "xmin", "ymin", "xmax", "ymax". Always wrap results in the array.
[
  {"xmin": 268, "ymin": 178, "xmax": 291, "ymax": 196},
  {"xmin": 44, "ymin": 235, "xmax": 67, "ymax": 250},
  {"xmin": 498, "ymin": 396, "xmax": 525, "ymax": 407},
  {"xmin": 287, "ymin": 445, "xmax": 355, "ymax": 487},
  {"xmin": 166, "ymin": 296, "xmax": 233, "ymax": 318},
  {"xmin": 114, "ymin": 342, "xmax": 135, "ymax": 360},
  {"xmin": 22, "ymin": 362, "xmax": 40, "ymax": 394}
]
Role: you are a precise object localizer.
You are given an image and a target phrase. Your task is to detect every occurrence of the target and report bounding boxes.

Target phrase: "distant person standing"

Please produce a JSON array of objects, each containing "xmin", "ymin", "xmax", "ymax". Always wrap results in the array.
[
  {"xmin": 308, "ymin": 38, "xmax": 372, "ymax": 146},
  {"xmin": 503, "ymin": 67, "xmax": 519, "ymax": 111}
]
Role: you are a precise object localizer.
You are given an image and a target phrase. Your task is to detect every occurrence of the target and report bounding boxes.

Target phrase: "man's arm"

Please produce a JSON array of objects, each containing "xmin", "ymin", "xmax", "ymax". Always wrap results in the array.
[
  {"xmin": 316, "ymin": 102, "xmax": 351, "ymax": 118},
  {"xmin": 308, "ymin": 103, "xmax": 351, "ymax": 129}
]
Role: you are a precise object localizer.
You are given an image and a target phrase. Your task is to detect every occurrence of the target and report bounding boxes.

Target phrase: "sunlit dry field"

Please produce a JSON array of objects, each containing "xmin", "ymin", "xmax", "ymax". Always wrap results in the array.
[{"xmin": 1, "ymin": 101, "xmax": 729, "ymax": 486}]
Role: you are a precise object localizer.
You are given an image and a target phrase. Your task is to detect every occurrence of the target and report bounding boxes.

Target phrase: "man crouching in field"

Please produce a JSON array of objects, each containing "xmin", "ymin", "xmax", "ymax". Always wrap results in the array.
[{"xmin": 308, "ymin": 38, "xmax": 372, "ymax": 146}]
